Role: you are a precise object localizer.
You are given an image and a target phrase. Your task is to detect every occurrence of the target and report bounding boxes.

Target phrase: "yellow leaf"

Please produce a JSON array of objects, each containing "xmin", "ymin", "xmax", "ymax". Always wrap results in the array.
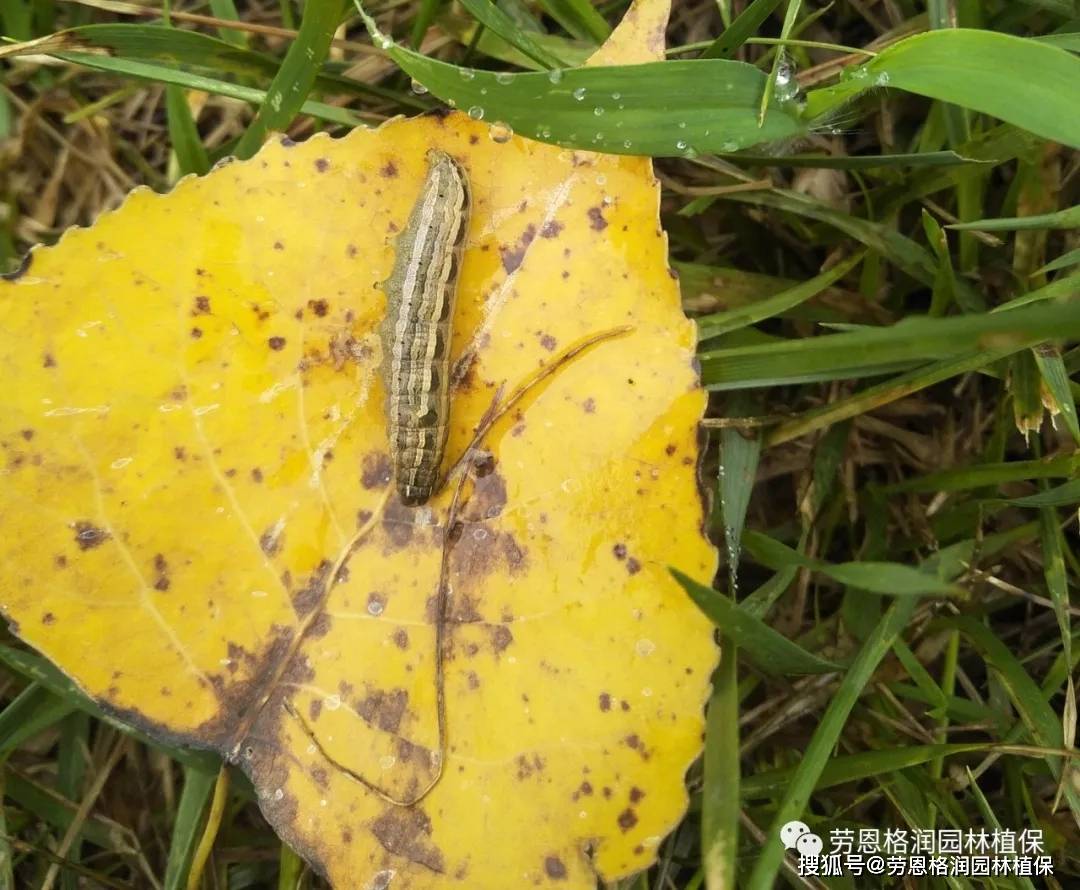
[{"xmin": 0, "ymin": 4, "xmax": 717, "ymax": 888}]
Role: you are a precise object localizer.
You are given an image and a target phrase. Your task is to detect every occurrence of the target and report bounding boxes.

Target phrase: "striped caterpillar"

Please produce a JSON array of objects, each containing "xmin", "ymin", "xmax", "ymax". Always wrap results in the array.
[{"xmin": 380, "ymin": 150, "xmax": 471, "ymax": 506}]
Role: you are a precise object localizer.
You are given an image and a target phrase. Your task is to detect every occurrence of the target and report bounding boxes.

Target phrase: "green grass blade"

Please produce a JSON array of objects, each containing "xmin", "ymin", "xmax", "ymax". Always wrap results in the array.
[
  {"xmin": 702, "ymin": 644, "xmax": 739, "ymax": 890},
  {"xmin": 882, "ymin": 453, "xmax": 1080, "ymax": 495},
  {"xmin": 164, "ymin": 85, "xmax": 210, "ymax": 177},
  {"xmin": 765, "ymin": 343, "xmax": 1032, "ymax": 445},
  {"xmin": 805, "ymin": 30, "xmax": 1080, "ymax": 148},
  {"xmin": 163, "ymin": 765, "xmax": 220, "ymax": 890},
  {"xmin": 234, "ymin": 0, "xmax": 346, "ymax": 158},
  {"xmin": 697, "ymin": 251, "xmax": 864, "ymax": 341},
  {"xmin": 672, "ymin": 569, "xmax": 842, "ymax": 675},
  {"xmin": 1036, "ymin": 246, "xmax": 1080, "ymax": 276},
  {"xmin": 727, "ymin": 149, "xmax": 991, "ymax": 169},
  {"xmin": 742, "ymin": 530, "xmax": 962, "ymax": 595},
  {"xmin": 701, "ymin": 299, "xmax": 1080, "ymax": 390},
  {"xmin": 410, "ymin": 0, "xmax": 446, "ymax": 46},
  {"xmin": 1033, "ymin": 345, "xmax": 1080, "ymax": 443},
  {"xmin": 745, "ymin": 596, "xmax": 918, "ymax": 889},
  {"xmin": 758, "ymin": 0, "xmax": 801, "ymax": 125},
  {"xmin": 458, "ymin": 0, "xmax": 565, "ymax": 67},
  {"xmin": 354, "ymin": 2, "xmax": 805, "ymax": 156},
  {"xmin": 0, "ymin": 683, "xmax": 74, "ymax": 758},
  {"xmin": 986, "ymin": 479, "xmax": 1080, "ymax": 508},
  {"xmin": 742, "ymin": 743, "xmax": 988, "ymax": 798},
  {"xmin": 55, "ymin": 52, "xmax": 362, "ymax": 128},
  {"xmin": 948, "ymin": 204, "xmax": 1080, "ymax": 232},
  {"xmin": 718, "ymin": 396, "xmax": 761, "ymax": 583},
  {"xmin": 535, "ymin": 0, "xmax": 609, "ymax": 43},
  {"xmin": 700, "ymin": 0, "xmax": 784, "ymax": 59}
]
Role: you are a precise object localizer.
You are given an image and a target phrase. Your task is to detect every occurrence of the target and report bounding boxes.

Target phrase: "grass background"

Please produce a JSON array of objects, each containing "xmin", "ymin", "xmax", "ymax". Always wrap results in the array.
[{"xmin": 1, "ymin": 0, "xmax": 1079, "ymax": 888}]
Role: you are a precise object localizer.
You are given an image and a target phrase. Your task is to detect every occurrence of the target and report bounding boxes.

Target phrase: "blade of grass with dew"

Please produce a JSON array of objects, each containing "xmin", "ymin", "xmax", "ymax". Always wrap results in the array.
[
  {"xmin": 718, "ymin": 393, "xmax": 761, "ymax": 584},
  {"xmin": 702, "ymin": 643, "xmax": 739, "ymax": 890},
  {"xmin": 742, "ymin": 531, "xmax": 963, "ymax": 595},
  {"xmin": 758, "ymin": 0, "xmax": 801, "ymax": 125},
  {"xmin": 163, "ymin": 764, "xmax": 220, "ymax": 890},
  {"xmin": 746, "ymin": 595, "xmax": 918, "ymax": 889},
  {"xmin": 697, "ymin": 251, "xmax": 865, "ymax": 341},
  {"xmin": 701, "ymin": 299, "xmax": 1080, "ymax": 390},
  {"xmin": 700, "ymin": 0, "xmax": 784, "ymax": 59},
  {"xmin": 457, "ymin": 0, "xmax": 565, "ymax": 68},
  {"xmin": 353, "ymin": 1, "xmax": 806, "ymax": 156},
  {"xmin": 672, "ymin": 569, "xmax": 842, "ymax": 675},
  {"xmin": 804, "ymin": 29, "xmax": 1080, "ymax": 149},
  {"xmin": 234, "ymin": 0, "xmax": 346, "ymax": 158}
]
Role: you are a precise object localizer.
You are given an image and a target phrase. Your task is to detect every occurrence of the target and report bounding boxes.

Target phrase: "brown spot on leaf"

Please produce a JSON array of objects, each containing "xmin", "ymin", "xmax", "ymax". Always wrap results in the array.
[
  {"xmin": 73, "ymin": 521, "xmax": 109, "ymax": 550},
  {"xmin": 501, "ymin": 245, "xmax": 525, "ymax": 274},
  {"xmin": 291, "ymin": 560, "xmax": 331, "ymax": 617},
  {"xmin": 540, "ymin": 220, "xmax": 564, "ymax": 238},
  {"xmin": 259, "ymin": 524, "xmax": 283, "ymax": 556},
  {"xmin": 392, "ymin": 628, "xmax": 409, "ymax": 649},
  {"xmin": 583, "ymin": 397, "xmax": 596, "ymax": 414},
  {"xmin": 369, "ymin": 808, "xmax": 444, "ymax": 873},
  {"xmin": 599, "ymin": 692, "xmax": 612, "ymax": 711},
  {"xmin": 193, "ymin": 295, "xmax": 211, "ymax": 314},
  {"xmin": 307, "ymin": 298, "xmax": 329, "ymax": 317},
  {"xmin": 315, "ymin": 157, "xmax": 329, "ymax": 172},
  {"xmin": 19, "ymin": 429, "xmax": 33, "ymax": 441},
  {"xmin": 362, "ymin": 452, "xmax": 392, "ymax": 489},
  {"xmin": 626, "ymin": 557, "xmax": 641, "ymax": 574},
  {"xmin": 41, "ymin": 612, "xmax": 55, "ymax": 625},
  {"xmin": 381, "ymin": 161, "xmax": 399, "ymax": 178},
  {"xmin": 629, "ymin": 786, "xmax": 645, "ymax": 803},
  {"xmin": 153, "ymin": 553, "xmax": 170, "ymax": 591},
  {"xmin": 251, "ymin": 467, "xmax": 264, "ymax": 483},
  {"xmin": 174, "ymin": 446, "xmax": 186, "ymax": 461},
  {"xmin": 367, "ymin": 591, "xmax": 387, "ymax": 614},
  {"xmin": 489, "ymin": 625, "xmax": 513, "ymax": 653},
  {"xmin": 356, "ymin": 687, "xmax": 408, "ymax": 733},
  {"xmin": 617, "ymin": 808, "xmax": 638, "ymax": 831},
  {"xmin": 190, "ymin": 327, "xmax": 202, "ymax": 339},
  {"xmin": 588, "ymin": 207, "xmax": 608, "ymax": 230},
  {"xmin": 268, "ymin": 336, "xmax": 286, "ymax": 350},
  {"xmin": 613, "ymin": 543, "xmax": 627, "ymax": 560},
  {"xmin": 544, "ymin": 856, "xmax": 568, "ymax": 880},
  {"xmin": 43, "ymin": 353, "xmax": 56, "ymax": 368},
  {"xmin": 309, "ymin": 698, "xmax": 322, "ymax": 722},
  {"xmin": 539, "ymin": 333, "xmax": 557, "ymax": 351}
]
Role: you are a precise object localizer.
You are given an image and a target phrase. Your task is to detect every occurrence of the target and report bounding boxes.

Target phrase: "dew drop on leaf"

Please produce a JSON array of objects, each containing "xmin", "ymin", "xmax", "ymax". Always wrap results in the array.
[
  {"xmin": 548, "ymin": 68, "xmax": 563, "ymax": 83},
  {"xmin": 409, "ymin": 78, "xmax": 428, "ymax": 95},
  {"xmin": 573, "ymin": 87, "xmax": 587, "ymax": 100},
  {"xmin": 489, "ymin": 121, "xmax": 514, "ymax": 143},
  {"xmin": 468, "ymin": 105, "xmax": 485, "ymax": 121}
]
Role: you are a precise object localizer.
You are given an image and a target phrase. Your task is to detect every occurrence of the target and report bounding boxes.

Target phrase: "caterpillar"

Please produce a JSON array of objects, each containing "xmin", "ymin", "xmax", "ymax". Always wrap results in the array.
[{"xmin": 380, "ymin": 150, "xmax": 471, "ymax": 506}]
